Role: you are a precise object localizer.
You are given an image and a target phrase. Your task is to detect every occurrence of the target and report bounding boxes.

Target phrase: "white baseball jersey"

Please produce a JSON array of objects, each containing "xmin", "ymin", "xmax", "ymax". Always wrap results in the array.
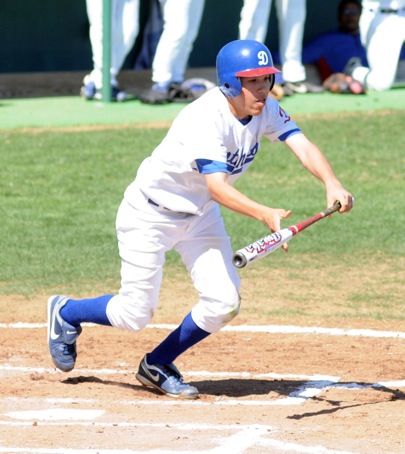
[{"xmin": 125, "ymin": 87, "xmax": 301, "ymax": 214}]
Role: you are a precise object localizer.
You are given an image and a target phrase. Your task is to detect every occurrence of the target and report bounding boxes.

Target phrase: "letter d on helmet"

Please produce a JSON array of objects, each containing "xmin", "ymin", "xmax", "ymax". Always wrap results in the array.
[{"xmin": 216, "ymin": 40, "xmax": 280, "ymax": 98}]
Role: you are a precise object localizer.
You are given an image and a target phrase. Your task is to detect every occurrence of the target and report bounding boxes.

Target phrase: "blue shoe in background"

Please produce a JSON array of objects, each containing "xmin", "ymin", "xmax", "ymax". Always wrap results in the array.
[{"xmin": 80, "ymin": 76, "xmax": 96, "ymax": 100}]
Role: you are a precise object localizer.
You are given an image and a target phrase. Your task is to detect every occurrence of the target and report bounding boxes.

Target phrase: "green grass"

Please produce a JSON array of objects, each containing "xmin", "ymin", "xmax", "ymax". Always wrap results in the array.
[
  {"xmin": 0, "ymin": 110, "xmax": 404, "ymax": 302},
  {"xmin": 229, "ymin": 111, "xmax": 405, "ymax": 255},
  {"xmin": 1, "ymin": 88, "xmax": 404, "ymax": 129},
  {"xmin": 0, "ymin": 128, "xmax": 165, "ymax": 294}
]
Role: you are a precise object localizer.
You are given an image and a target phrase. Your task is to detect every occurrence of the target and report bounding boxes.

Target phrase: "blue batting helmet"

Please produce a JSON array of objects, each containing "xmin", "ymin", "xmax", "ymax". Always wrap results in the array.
[{"xmin": 216, "ymin": 40, "xmax": 280, "ymax": 98}]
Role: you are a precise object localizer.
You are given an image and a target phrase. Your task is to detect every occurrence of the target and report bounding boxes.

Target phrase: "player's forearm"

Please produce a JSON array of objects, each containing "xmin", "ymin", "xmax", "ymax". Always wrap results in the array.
[
  {"xmin": 303, "ymin": 148, "xmax": 341, "ymax": 188},
  {"xmin": 210, "ymin": 181, "xmax": 265, "ymax": 220},
  {"xmin": 287, "ymin": 136, "xmax": 342, "ymax": 189},
  {"xmin": 210, "ymin": 181, "xmax": 292, "ymax": 235}
]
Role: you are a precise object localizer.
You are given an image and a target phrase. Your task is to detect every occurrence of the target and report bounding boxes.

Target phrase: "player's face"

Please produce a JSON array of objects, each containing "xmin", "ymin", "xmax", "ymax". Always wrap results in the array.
[
  {"xmin": 339, "ymin": 3, "xmax": 361, "ymax": 34},
  {"xmin": 228, "ymin": 75, "xmax": 272, "ymax": 119}
]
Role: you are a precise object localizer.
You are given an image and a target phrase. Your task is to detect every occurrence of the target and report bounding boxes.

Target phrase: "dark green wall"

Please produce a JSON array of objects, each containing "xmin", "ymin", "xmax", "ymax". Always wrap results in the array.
[
  {"xmin": 0, "ymin": 1, "xmax": 91, "ymax": 72},
  {"xmin": 0, "ymin": 0, "xmax": 341, "ymax": 73}
]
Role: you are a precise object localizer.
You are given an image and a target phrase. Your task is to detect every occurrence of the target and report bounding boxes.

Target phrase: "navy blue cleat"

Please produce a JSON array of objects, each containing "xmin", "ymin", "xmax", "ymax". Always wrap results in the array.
[
  {"xmin": 93, "ymin": 85, "xmax": 129, "ymax": 102},
  {"xmin": 136, "ymin": 354, "xmax": 199, "ymax": 399},
  {"xmin": 47, "ymin": 295, "xmax": 82, "ymax": 372},
  {"xmin": 80, "ymin": 78, "xmax": 97, "ymax": 100}
]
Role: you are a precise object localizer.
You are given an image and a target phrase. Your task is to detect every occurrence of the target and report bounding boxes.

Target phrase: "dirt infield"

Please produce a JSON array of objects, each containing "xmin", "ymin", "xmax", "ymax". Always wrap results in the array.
[{"xmin": 1, "ymin": 279, "xmax": 405, "ymax": 454}]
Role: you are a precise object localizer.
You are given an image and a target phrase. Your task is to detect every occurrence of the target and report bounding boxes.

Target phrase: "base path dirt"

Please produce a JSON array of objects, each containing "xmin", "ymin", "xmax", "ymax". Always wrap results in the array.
[{"xmin": 1, "ymin": 304, "xmax": 404, "ymax": 453}]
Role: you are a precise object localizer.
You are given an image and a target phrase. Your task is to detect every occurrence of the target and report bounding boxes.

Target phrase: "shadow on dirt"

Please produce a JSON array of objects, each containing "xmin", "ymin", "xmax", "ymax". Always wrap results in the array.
[
  {"xmin": 62, "ymin": 375, "xmax": 140, "ymax": 391},
  {"xmin": 192, "ymin": 378, "xmax": 304, "ymax": 397},
  {"xmin": 61, "ymin": 376, "xmax": 405, "ymax": 409},
  {"xmin": 287, "ymin": 384, "xmax": 405, "ymax": 419},
  {"xmin": 61, "ymin": 375, "xmax": 300, "ymax": 398},
  {"xmin": 62, "ymin": 375, "xmax": 306, "ymax": 397}
]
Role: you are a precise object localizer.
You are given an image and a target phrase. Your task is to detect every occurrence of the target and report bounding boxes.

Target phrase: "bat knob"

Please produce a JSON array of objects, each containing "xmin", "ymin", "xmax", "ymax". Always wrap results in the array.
[{"xmin": 232, "ymin": 252, "xmax": 247, "ymax": 268}]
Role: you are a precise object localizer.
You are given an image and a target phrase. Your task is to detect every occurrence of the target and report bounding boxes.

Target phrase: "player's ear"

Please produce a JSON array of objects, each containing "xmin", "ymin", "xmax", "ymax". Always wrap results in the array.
[{"xmin": 269, "ymin": 74, "xmax": 275, "ymax": 91}]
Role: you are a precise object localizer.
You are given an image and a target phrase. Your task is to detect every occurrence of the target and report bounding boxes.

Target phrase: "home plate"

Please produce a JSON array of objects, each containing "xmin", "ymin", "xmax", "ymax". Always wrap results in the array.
[{"xmin": 5, "ymin": 409, "xmax": 104, "ymax": 421}]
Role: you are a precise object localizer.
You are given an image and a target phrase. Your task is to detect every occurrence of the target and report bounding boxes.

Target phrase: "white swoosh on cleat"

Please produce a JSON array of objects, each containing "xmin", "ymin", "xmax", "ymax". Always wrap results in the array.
[
  {"xmin": 50, "ymin": 303, "xmax": 62, "ymax": 341},
  {"xmin": 145, "ymin": 367, "xmax": 161, "ymax": 382}
]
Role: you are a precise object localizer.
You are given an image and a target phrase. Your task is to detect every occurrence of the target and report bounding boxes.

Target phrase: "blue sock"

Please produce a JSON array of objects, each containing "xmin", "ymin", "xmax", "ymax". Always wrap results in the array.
[
  {"xmin": 60, "ymin": 295, "xmax": 114, "ymax": 327},
  {"xmin": 148, "ymin": 312, "xmax": 210, "ymax": 365}
]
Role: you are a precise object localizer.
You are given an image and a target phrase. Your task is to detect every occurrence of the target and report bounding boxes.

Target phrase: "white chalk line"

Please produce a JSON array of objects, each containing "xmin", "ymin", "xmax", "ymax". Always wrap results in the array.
[
  {"xmin": 257, "ymin": 438, "xmax": 356, "ymax": 454},
  {"xmin": 0, "ymin": 424, "xmax": 356, "ymax": 454},
  {"xmin": 0, "ymin": 449, "xmax": 356, "ymax": 454},
  {"xmin": 1, "ymin": 322, "xmax": 405, "ymax": 339},
  {"xmin": 0, "ymin": 449, "xmax": 355, "ymax": 454}
]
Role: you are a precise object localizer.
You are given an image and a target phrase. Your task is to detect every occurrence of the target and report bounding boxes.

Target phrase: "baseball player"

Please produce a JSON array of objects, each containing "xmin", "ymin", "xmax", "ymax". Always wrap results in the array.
[
  {"xmin": 347, "ymin": 0, "xmax": 405, "ymax": 90},
  {"xmin": 239, "ymin": 0, "xmax": 323, "ymax": 93},
  {"xmin": 139, "ymin": 0, "xmax": 206, "ymax": 104},
  {"xmin": 302, "ymin": 0, "xmax": 368, "ymax": 81},
  {"xmin": 81, "ymin": 0, "xmax": 140, "ymax": 101},
  {"xmin": 48, "ymin": 40, "xmax": 354, "ymax": 399}
]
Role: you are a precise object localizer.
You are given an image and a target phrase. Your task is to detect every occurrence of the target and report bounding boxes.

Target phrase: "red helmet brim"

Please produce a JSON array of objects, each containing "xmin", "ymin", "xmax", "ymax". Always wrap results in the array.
[{"xmin": 236, "ymin": 67, "xmax": 281, "ymax": 77}]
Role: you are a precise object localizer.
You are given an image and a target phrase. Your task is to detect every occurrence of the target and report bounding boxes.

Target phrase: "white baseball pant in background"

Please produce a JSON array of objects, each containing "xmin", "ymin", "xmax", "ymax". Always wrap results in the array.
[
  {"xmin": 356, "ymin": 0, "xmax": 405, "ymax": 90},
  {"xmin": 152, "ymin": 0, "xmax": 205, "ymax": 85},
  {"xmin": 239, "ymin": 0, "xmax": 307, "ymax": 83},
  {"xmin": 86, "ymin": 0, "xmax": 140, "ymax": 89}
]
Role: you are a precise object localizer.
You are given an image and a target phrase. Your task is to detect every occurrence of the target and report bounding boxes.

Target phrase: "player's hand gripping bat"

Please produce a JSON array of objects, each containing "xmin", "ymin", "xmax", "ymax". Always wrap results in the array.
[{"xmin": 232, "ymin": 201, "xmax": 341, "ymax": 268}]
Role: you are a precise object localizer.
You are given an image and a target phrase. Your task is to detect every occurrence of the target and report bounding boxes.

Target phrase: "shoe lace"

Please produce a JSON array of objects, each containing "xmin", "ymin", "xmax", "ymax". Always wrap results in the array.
[
  {"xmin": 161, "ymin": 364, "xmax": 191, "ymax": 389},
  {"xmin": 62, "ymin": 343, "xmax": 76, "ymax": 356},
  {"xmin": 166, "ymin": 374, "xmax": 188, "ymax": 390}
]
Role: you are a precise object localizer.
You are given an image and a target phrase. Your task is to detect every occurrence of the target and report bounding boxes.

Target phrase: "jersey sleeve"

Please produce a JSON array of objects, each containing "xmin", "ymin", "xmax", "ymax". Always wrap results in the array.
[
  {"xmin": 195, "ymin": 159, "xmax": 229, "ymax": 174},
  {"xmin": 262, "ymin": 99, "xmax": 302, "ymax": 142}
]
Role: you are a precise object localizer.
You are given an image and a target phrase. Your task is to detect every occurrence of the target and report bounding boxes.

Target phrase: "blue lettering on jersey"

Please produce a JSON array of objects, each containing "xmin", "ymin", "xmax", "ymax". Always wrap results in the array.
[
  {"xmin": 227, "ymin": 142, "xmax": 259, "ymax": 175},
  {"xmin": 195, "ymin": 142, "xmax": 260, "ymax": 175}
]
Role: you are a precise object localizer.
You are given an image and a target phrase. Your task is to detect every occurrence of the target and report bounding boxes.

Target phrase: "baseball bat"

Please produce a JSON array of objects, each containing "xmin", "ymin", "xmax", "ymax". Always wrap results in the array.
[{"xmin": 232, "ymin": 201, "xmax": 341, "ymax": 268}]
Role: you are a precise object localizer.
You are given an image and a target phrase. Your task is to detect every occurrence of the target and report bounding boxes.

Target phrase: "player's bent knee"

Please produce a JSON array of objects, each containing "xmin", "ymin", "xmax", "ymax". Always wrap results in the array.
[
  {"xmin": 106, "ymin": 294, "xmax": 154, "ymax": 331},
  {"xmin": 192, "ymin": 292, "xmax": 241, "ymax": 333}
]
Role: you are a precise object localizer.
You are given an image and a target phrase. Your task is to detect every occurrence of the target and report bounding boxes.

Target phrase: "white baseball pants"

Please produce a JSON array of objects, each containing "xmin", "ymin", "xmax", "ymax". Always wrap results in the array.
[{"xmin": 106, "ymin": 189, "xmax": 241, "ymax": 334}]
